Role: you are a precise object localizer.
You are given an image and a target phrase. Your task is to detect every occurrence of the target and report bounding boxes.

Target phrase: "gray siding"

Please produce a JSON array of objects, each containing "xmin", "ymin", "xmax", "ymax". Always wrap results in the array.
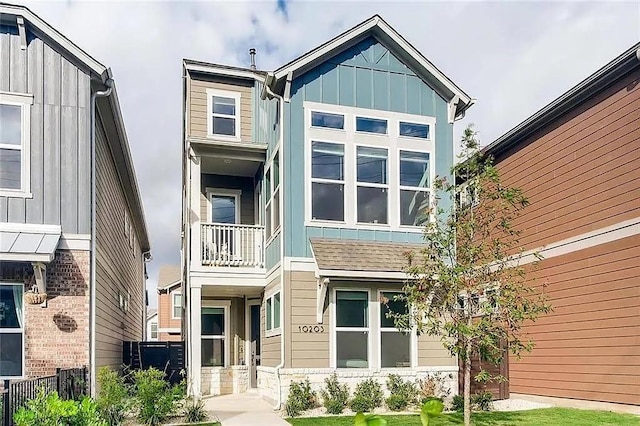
[
  {"xmin": 200, "ymin": 174, "xmax": 255, "ymax": 224},
  {"xmin": 261, "ymin": 274, "xmax": 282, "ymax": 367},
  {"xmin": 0, "ymin": 25, "xmax": 91, "ymax": 233}
]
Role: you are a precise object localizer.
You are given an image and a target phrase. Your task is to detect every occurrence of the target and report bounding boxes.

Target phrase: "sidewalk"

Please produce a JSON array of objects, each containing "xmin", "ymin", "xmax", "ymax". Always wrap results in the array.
[{"xmin": 203, "ymin": 391, "xmax": 290, "ymax": 426}]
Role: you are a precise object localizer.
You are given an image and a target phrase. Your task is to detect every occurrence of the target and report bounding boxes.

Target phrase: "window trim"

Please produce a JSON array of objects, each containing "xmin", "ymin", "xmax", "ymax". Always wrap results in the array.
[
  {"xmin": 264, "ymin": 289, "xmax": 282, "ymax": 337},
  {"xmin": 265, "ymin": 150, "xmax": 281, "ymax": 242},
  {"xmin": 206, "ymin": 88, "xmax": 241, "ymax": 141},
  {"xmin": 0, "ymin": 92, "xmax": 33, "ymax": 198},
  {"xmin": 150, "ymin": 321, "xmax": 158, "ymax": 339},
  {"xmin": 171, "ymin": 291, "xmax": 182, "ymax": 319},
  {"xmin": 377, "ymin": 289, "xmax": 416, "ymax": 369},
  {"xmin": 201, "ymin": 300, "xmax": 231, "ymax": 368},
  {"xmin": 355, "ymin": 116, "xmax": 389, "ymax": 136},
  {"xmin": 0, "ymin": 282, "xmax": 25, "ymax": 380},
  {"xmin": 398, "ymin": 148, "xmax": 434, "ymax": 229},
  {"xmin": 399, "ymin": 121, "xmax": 431, "ymax": 140},
  {"xmin": 331, "ymin": 287, "xmax": 372, "ymax": 369},
  {"xmin": 355, "ymin": 144, "xmax": 389, "ymax": 225},
  {"xmin": 206, "ymin": 188, "xmax": 242, "ymax": 225},
  {"xmin": 310, "ymin": 110, "xmax": 346, "ymax": 131},
  {"xmin": 310, "ymin": 140, "xmax": 346, "ymax": 224}
]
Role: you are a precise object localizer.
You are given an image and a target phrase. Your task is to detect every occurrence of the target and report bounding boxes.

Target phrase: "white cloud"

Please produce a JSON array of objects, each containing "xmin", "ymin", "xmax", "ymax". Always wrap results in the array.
[{"xmin": 17, "ymin": 0, "xmax": 640, "ymax": 306}]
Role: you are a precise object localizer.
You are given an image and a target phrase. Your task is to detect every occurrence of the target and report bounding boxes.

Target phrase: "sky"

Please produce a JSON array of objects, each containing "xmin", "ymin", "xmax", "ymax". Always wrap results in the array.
[{"xmin": 16, "ymin": 0, "xmax": 640, "ymax": 307}]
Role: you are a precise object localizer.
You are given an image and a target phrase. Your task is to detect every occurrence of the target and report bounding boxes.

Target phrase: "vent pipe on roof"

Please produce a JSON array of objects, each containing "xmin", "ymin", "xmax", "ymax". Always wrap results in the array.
[{"xmin": 249, "ymin": 48, "xmax": 257, "ymax": 70}]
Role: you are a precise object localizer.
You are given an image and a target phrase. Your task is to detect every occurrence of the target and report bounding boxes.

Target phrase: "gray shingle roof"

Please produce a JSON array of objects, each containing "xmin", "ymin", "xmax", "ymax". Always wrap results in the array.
[{"xmin": 157, "ymin": 265, "xmax": 181, "ymax": 290}]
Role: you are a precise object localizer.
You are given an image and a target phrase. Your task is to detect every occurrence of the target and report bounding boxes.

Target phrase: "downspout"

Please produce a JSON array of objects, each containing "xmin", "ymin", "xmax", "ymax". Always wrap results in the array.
[{"xmin": 90, "ymin": 72, "xmax": 113, "ymax": 396}]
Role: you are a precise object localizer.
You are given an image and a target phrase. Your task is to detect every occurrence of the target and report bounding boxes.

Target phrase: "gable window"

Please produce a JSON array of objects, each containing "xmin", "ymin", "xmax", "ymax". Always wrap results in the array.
[
  {"xmin": 311, "ymin": 142, "xmax": 344, "ymax": 221},
  {"xmin": 0, "ymin": 283, "xmax": 24, "ymax": 378},
  {"xmin": 399, "ymin": 151, "xmax": 431, "ymax": 227},
  {"xmin": 380, "ymin": 291, "xmax": 411, "ymax": 368},
  {"xmin": 150, "ymin": 322, "xmax": 158, "ymax": 339},
  {"xmin": 207, "ymin": 89, "xmax": 240, "ymax": 139},
  {"xmin": 1, "ymin": 93, "xmax": 32, "ymax": 196},
  {"xmin": 265, "ymin": 291, "xmax": 281, "ymax": 334},
  {"xmin": 335, "ymin": 290, "xmax": 369, "ymax": 368},
  {"xmin": 399, "ymin": 122, "xmax": 430, "ymax": 139},
  {"xmin": 311, "ymin": 111, "xmax": 344, "ymax": 129},
  {"xmin": 356, "ymin": 117, "xmax": 387, "ymax": 135},
  {"xmin": 356, "ymin": 146, "xmax": 388, "ymax": 224},
  {"xmin": 172, "ymin": 293, "xmax": 182, "ymax": 319},
  {"xmin": 201, "ymin": 306, "xmax": 227, "ymax": 367}
]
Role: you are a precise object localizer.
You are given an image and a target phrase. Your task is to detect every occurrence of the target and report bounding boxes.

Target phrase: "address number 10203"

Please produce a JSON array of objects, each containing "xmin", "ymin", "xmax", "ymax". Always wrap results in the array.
[{"xmin": 298, "ymin": 325, "xmax": 325, "ymax": 333}]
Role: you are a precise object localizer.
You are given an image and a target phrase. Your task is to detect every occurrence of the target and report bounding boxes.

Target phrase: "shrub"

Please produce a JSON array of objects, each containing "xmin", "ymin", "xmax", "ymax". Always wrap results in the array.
[
  {"xmin": 416, "ymin": 373, "xmax": 451, "ymax": 403},
  {"xmin": 131, "ymin": 368, "xmax": 185, "ymax": 425},
  {"xmin": 183, "ymin": 398, "xmax": 208, "ymax": 423},
  {"xmin": 96, "ymin": 367, "xmax": 130, "ymax": 425},
  {"xmin": 13, "ymin": 387, "xmax": 106, "ymax": 426},
  {"xmin": 385, "ymin": 374, "xmax": 417, "ymax": 411},
  {"xmin": 451, "ymin": 395, "xmax": 465, "ymax": 412},
  {"xmin": 320, "ymin": 374, "xmax": 349, "ymax": 414},
  {"xmin": 285, "ymin": 378, "xmax": 317, "ymax": 417},
  {"xmin": 472, "ymin": 391, "xmax": 493, "ymax": 411},
  {"xmin": 350, "ymin": 379, "xmax": 382, "ymax": 413}
]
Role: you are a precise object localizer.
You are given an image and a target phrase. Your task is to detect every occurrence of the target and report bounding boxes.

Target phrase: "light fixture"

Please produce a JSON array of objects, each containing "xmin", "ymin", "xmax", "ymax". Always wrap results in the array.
[{"xmin": 224, "ymin": 159, "xmax": 232, "ymax": 164}]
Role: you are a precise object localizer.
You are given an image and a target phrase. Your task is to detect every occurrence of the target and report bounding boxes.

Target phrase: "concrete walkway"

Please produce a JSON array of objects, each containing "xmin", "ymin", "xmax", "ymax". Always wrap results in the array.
[{"xmin": 203, "ymin": 391, "xmax": 290, "ymax": 426}]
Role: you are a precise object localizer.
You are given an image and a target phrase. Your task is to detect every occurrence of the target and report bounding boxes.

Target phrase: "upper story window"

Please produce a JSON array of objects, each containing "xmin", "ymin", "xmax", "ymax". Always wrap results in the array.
[
  {"xmin": 311, "ymin": 141, "xmax": 344, "ymax": 222},
  {"xmin": 150, "ymin": 322, "xmax": 158, "ymax": 339},
  {"xmin": 0, "ymin": 92, "xmax": 33, "ymax": 197},
  {"xmin": 399, "ymin": 151, "xmax": 431, "ymax": 227},
  {"xmin": 0, "ymin": 283, "xmax": 24, "ymax": 378},
  {"xmin": 356, "ymin": 146, "xmax": 388, "ymax": 224},
  {"xmin": 266, "ymin": 152, "xmax": 281, "ymax": 240},
  {"xmin": 399, "ymin": 122, "xmax": 430, "ymax": 139},
  {"xmin": 356, "ymin": 117, "xmax": 387, "ymax": 135},
  {"xmin": 172, "ymin": 292, "xmax": 182, "ymax": 319},
  {"xmin": 311, "ymin": 111, "xmax": 344, "ymax": 129},
  {"xmin": 207, "ymin": 89, "xmax": 240, "ymax": 139}
]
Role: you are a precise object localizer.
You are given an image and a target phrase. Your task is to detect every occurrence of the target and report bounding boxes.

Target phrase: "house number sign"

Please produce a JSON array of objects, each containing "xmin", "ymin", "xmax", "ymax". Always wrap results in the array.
[{"xmin": 298, "ymin": 325, "xmax": 325, "ymax": 333}]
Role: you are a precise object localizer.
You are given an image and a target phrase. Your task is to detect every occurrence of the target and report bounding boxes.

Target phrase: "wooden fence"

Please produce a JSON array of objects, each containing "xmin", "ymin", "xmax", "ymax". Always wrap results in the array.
[{"xmin": 123, "ymin": 341, "xmax": 185, "ymax": 385}]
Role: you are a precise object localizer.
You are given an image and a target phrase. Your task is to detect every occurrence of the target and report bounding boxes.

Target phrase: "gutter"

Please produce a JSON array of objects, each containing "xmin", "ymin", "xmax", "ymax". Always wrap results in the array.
[{"xmin": 89, "ymin": 69, "xmax": 113, "ymax": 396}]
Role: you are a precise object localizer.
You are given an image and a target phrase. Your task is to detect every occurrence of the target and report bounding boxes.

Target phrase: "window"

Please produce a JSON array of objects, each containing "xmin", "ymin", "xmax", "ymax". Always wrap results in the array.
[
  {"xmin": 201, "ymin": 307, "xmax": 226, "ymax": 367},
  {"xmin": 356, "ymin": 117, "xmax": 387, "ymax": 134},
  {"xmin": 0, "ymin": 283, "xmax": 24, "ymax": 378},
  {"xmin": 399, "ymin": 122, "xmax": 430, "ymax": 139},
  {"xmin": 380, "ymin": 291, "xmax": 411, "ymax": 368},
  {"xmin": 0, "ymin": 93, "xmax": 31, "ymax": 195},
  {"xmin": 150, "ymin": 322, "xmax": 158, "ymax": 339},
  {"xmin": 335, "ymin": 290, "xmax": 369, "ymax": 368},
  {"xmin": 457, "ymin": 180, "xmax": 479, "ymax": 209},
  {"xmin": 311, "ymin": 142, "xmax": 344, "ymax": 221},
  {"xmin": 399, "ymin": 151, "xmax": 431, "ymax": 226},
  {"xmin": 265, "ymin": 292, "xmax": 281, "ymax": 333},
  {"xmin": 357, "ymin": 146, "xmax": 388, "ymax": 224},
  {"xmin": 311, "ymin": 111, "xmax": 344, "ymax": 129},
  {"xmin": 207, "ymin": 89, "xmax": 240, "ymax": 138},
  {"xmin": 172, "ymin": 293, "xmax": 182, "ymax": 319},
  {"xmin": 265, "ymin": 152, "xmax": 280, "ymax": 239}
]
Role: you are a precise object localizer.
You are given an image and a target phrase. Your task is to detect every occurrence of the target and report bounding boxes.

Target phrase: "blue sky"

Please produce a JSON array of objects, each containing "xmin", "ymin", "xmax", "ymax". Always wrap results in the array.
[{"xmin": 16, "ymin": 0, "xmax": 640, "ymax": 305}]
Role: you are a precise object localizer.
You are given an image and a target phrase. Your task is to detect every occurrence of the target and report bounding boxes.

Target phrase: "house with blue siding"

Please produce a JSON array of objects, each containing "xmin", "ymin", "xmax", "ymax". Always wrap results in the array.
[{"xmin": 181, "ymin": 15, "xmax": 473, "ymax": 403}]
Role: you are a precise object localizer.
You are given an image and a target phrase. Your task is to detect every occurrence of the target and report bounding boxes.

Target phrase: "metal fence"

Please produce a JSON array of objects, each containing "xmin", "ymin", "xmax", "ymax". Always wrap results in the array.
[{"xmin": 1, "ymin": 366, "xmax": 88, "ymax": 426}]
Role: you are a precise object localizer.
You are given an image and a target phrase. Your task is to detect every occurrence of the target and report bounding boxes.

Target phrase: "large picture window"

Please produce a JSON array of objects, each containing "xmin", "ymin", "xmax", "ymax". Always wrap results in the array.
[
  {"xmin": 201, "ymin": 307, "xmax": 226, "ymax": 367},
  {"xmin": 0, "ymin": 283, "xmax": 24, "ymax": 378},
  {"xmin": 380, "ymin": 291, "xmax": 410, "ymax": 368},
  {"xmin": 399, "ymin": 151, "xmax": 431, "ymax": 226},
  {"xmin": 335, "ymin": 290, "xmax": 369, "ymax": 368},
  {"xmin": 207, "ymin": 90, "xmax": 240, "ymax": 138},
  {"xmin": 311, "ymin": 142, "xmax": 344, "ymax": 221},
  {"xmin": 357, "ymin": 146, "xmax": 388, "ymax": 224}
]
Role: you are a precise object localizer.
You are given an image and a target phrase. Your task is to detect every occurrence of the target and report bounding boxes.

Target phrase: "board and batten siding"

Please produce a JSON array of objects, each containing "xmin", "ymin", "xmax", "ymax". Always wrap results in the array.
[
  {"xmin": 261, "ymin": 274, "xmax": 282, "ymax": 367},
  {"xmin": 283, "ymin": 36, "xmax": 453, "ymax": 258},
  {"xmin": 0, "ymin": 26, "xmax": 91, "ymax": 233},
  {"xmin": 188, "ymin": 75, "xmax": 253, "ymax": 141},
  {"xmin": 94, "ymin": 118, "xmax": 145, "ymax": 370},
  {"xmin": 253, "ymin": 79, "xmax": 279, "ymax": 154},
  {"xmin": 494, "ymin": 69, "xmax": 640, "ymax": 252}
]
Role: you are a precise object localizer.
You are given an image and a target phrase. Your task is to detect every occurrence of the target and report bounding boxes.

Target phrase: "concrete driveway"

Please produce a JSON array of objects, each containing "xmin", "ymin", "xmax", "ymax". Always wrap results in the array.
[{"xmin": 203, "ymin": 391, "xmax": 290, "ymax": 426}]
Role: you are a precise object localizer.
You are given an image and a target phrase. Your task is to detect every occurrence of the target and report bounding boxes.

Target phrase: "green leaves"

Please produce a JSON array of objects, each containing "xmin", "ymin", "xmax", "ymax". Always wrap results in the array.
[
  {"xmin": 419, "ymin": 398, "xmax": 444, "ymax": 426},
  {"xmin": 353, "ymin": 412, "xmax": 388, "ymax": 426}
]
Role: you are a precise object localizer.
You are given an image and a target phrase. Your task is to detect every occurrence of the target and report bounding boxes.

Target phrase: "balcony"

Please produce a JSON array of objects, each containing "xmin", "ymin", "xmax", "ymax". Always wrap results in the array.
[{"xmin": 201, "ymin": 223, "xmax": 265, "ymax": 268}]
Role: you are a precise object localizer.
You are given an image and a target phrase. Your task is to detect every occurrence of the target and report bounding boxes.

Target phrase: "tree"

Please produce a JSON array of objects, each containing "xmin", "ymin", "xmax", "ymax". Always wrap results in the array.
[{"xmin": 394, "ymin": 125, "xmax": 551, "ymax": 426}]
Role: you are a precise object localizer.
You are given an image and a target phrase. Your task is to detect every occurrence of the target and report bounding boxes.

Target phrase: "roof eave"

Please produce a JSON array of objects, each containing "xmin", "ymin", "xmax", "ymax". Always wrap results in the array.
[{"xmin": 183, "ymin": 59, "xmax": 265, "ymax": 81}]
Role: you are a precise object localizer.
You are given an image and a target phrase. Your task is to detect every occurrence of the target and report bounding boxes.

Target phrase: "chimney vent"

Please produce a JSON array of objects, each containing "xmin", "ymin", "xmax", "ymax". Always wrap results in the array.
[{"xmin": 249, "ymin": 48, "xmax": 257, "ymax": 70}]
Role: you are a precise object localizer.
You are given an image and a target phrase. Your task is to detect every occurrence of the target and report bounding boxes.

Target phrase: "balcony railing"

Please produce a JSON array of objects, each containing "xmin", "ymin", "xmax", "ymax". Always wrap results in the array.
[{"xmin": 201, "ymin": 223, "xmax": 265, "ymax": 268}]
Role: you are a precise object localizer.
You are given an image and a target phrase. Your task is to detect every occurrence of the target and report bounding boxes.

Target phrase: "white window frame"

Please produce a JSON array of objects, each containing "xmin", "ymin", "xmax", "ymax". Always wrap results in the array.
[
  {"xmin": 355, "ymin": 115, "xmax": 389, "ymax": 136},
  {"xmin": 310, "ymin": 110, "xmax": 345, "ymax": 131},
  {"xmin": 172, "ymin": 291, "xmax": 182, "ymax": 319},
  {"xmin": 399, "ymin": 121, "xmax": 431, "ymax": 140},
  {"xmin": 264, "ymin": 289, "xmax": 282, "ymax": 337},
  {"xmin": 207, "ymin": 188, "xmax": 242, "ymax": 224},
  {"xmin": 331, "ymin": 287, "xmax": 372, "ymax": 369},
  {"xmin": 304, "ymin": 101, "xmax": 435, "ymax": 232},
  {"xmin": 377, "ymin": 289, "xmax": 416, "ymax": 369},
  {"xmin": 150, "ymin": 321, "xmax": 158, "ymax": 339},
  {"xmin": 265, "ymin": 150, "xmax": 281, "ymax": 242},
  {"xmin": 398, "ymin": 149, "xmax": 434, "ymax": 229},
  {"xmin": 355, "ymin": 144, "xmax": 389, "ymax": 225},
  {"xmin": 0, "ymin": 282, "xmax": 25, "ymax": 380},
  {"xmin": 201, "ymin": 300, "xmax": 231, "ymax": 368},
  {"xmin": 206, "ymin": 88, "xmax": 241, "ymax": 141},
  {"xmin": 0, "ymin": 92, "xmax": 33, "ymax": 198},
  {"xmin": 310, "ymin": 140, "xmax": 346, "ymax": 224}
]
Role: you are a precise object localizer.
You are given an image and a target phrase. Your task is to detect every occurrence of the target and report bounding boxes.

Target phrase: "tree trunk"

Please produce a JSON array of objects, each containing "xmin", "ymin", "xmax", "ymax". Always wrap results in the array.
[{"xmin": 464, "ymin": 328, "xmax": 472, "ymax": 425}]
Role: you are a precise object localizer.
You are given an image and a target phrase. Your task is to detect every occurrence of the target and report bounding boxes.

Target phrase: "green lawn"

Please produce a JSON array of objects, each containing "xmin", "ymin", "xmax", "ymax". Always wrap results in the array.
[{"xmin": 287, "ymin": 408, "xmax": 640, "ymax": 426}]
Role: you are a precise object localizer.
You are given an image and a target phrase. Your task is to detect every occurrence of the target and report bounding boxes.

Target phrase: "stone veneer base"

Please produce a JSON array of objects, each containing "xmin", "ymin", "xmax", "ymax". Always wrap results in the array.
[{"xmin": 201, "ymin": 365, "xmax": 249, "ymax": 396}]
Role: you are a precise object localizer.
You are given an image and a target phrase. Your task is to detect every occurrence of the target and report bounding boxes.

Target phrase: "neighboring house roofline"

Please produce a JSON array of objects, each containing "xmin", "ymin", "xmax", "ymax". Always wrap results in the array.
[
  {"xmin": 157, "ymin": 279, "xmax": 181, "ymax": 292},
  {"xmin": 485, "ymin": 42, "xmax": 640, "ymax": 157},
  {"xmin": 183, "ymin": 58, "xmax": 267, "ymax": 80},
  {"xmin": 270, "ymin": 14, "xmax": 473, "ymax": 118}
]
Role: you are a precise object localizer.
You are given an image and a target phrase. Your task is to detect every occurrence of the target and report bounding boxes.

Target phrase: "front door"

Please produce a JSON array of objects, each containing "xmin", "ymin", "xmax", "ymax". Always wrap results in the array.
[{"xmin": 250, "ymin": 304, "xmax": 261, "ymax": 388}]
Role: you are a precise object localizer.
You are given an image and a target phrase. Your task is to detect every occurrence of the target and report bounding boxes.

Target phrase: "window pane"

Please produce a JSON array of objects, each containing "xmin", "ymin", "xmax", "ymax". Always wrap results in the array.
[
  {"xmin": 273, "ymin": 153, "xmax": 280, "ymax": 188},
  {"xmin": 311, "ymin": 111, "xmax": 344, "ymax": 129},
  {"xmin": 0, "ymin": 333, "xmax": 23, "ymax": 376},
  {"xmin": 0, "ymin": 105, "xmax": 21, "ymax": 145},
  {"xmin": 265, "ymin": 169, "xmax": 271, "ymax": 200},
  {"xmin": 273, "ymin": 293, "xmax": 281, "ymax": 329},
  {"xmin": 173, "ymin": 294, "xmax": 182, "ymax": 318},
  {"xmin": 212, "ymin": 116, "xmax": 235, "ymax": 136},
  {"xmin": 0, "ymin": 149, "xmax": 21, "ymax": 190},
  {"xmin": 312, "ymin": 182, "xmax": 344, "ymax": 221},
  {"xmin": 213, "ymin": 96, "xmax": 236, "ymax": 115},
  {"xmin": 357, "ymin": 186, "xmax": 387, "ymax": 224},
  {"xmin": 266, "ymin": 297, "xmax": 272, "ymax": 330},
  {"xmin": 336, "ymin": 291, "xmax": 368, "ymax": 328},
  {"xmin": 400, "ymin": 190, "xmax": 430, "ymax": 227},
  {"xmin": 273, "ymin": 188, "xmax": 280, "ymax": 230},
  {"xmin": 400, "ymin": 151, "xmax": 430, "ymax": 187},
  {"xmin": 356, "ymin": 117, "xmax": 387, "ymax": 134},
  {"xmin": 265, "ymin": 203, "xmax": 272, "ymax": 238},
  {"xmin": 312, "ymin": 142, "xmax": 344, "ymax": 180},
  {"xmin": 381, "ymin": 332, "xmax": 410, "ymax": 368},
  {"xmin": 357, "ymin": 147, "xmax": 387, "ymax": 184},
  {"xmin": 336, "ymin": 331, "xmax": 368, "ymax": 368},
  {"xmin": 0, "ymin": 285, "xmax": 22, "ymax": 328},
  {"xmin": 380, "ymin": 292, "xmax": 407, "ymax": 328},
  {"xmin": 212, "ymin": 195, "xmax": 236, "ymax": 224},
  {"xmin": 399, "ymin": 122, "xmax": 429, "ymax": 139},
  {"xmin": 202, "ymin": 339, "xmax": 224, "ymax": 367},
  {"xmin": 202, "ymin": 308, "xmax": 224, "ymax": 336}
]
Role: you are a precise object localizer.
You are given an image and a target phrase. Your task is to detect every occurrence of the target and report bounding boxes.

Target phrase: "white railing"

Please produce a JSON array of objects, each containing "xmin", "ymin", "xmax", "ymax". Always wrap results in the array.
[{"xmin": 201, "ymin": 223, "xmax": 265, "ymax": 268}]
